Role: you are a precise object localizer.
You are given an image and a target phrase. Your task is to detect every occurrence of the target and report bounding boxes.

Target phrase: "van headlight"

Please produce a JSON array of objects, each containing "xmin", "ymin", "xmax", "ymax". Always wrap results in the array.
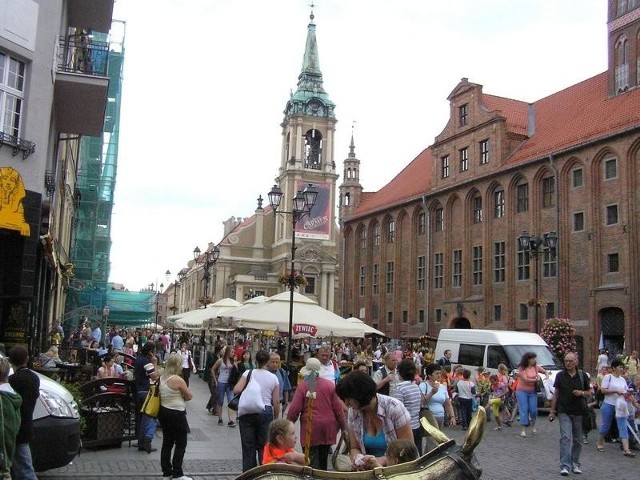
[{"xmin": 39, "ymin": 390, "xmax": 79, "ymax": 418}]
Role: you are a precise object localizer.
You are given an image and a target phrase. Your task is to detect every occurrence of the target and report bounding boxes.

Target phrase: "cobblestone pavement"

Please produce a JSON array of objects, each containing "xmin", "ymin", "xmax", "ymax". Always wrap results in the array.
[{"xmin": 39, "ymin": 376, "xmax": 638, "ymax": 479}]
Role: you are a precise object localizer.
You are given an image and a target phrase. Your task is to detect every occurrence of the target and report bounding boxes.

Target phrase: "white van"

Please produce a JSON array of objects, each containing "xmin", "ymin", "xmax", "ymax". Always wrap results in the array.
[{"xmin": 434, "ymin": 329, "xmax": 563, "ymax": 404}]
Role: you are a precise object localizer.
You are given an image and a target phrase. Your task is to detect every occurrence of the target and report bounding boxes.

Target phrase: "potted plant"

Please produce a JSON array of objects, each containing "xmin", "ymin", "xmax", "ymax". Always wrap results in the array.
[{"xmin": 278, "ymin": 271, "xmax": 307, "ymax": 287}]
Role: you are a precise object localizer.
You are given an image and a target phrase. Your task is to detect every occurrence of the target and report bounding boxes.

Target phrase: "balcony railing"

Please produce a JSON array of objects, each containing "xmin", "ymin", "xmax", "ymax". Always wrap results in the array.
[{"xmin": 57, "ymin": 35, "xmax": 109, "ymax": 76}]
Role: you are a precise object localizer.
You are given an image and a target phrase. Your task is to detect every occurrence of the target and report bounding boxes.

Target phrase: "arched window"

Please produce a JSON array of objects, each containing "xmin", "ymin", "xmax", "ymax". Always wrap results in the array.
[
  {"xmin": 493, "ymin": 187, "xmax": 505, "ymax": 218},
  {"xmin": 472, "ymin": 194, "xmax": 483, "ymax": 223},
  {"xmin": 615, "ymin": 36, "xmax": 629, "ymax": 92},
  {"xmin": 304, "ymin": 129, "xmax": 323, "ymax": 169},
  {"xmin": 386, "ymin": 218, "xmax": 395, "ymax": 243}
]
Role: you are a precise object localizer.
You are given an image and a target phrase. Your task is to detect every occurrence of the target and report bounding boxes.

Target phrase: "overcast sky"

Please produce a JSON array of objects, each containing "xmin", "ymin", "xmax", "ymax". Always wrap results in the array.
[{"xmin": 108, "ymin": 0, "xmax": 606, "ymax": 292}]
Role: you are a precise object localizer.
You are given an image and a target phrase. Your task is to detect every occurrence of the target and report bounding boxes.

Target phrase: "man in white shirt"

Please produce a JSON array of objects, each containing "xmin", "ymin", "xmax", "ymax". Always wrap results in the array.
[{"xmin": 317, "ymin": 345, "xmax": 339, "ymax": 383}]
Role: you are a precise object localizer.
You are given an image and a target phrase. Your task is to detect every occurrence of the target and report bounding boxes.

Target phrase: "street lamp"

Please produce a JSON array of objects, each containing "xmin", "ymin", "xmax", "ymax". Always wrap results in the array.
[
  {"xmin": 193, "ymin": 244, "xmax": 220, "ymax": 306},
  {"xmin": 149, "ymin": 282, "xmax": 164, "ymax": 331},
  {"xmin": 518, "ymin": 230, "xmax": 558, "ymax": 332},
  {"xmin": 268, "ymin": 183, "xmax": 318, "ymax": 364}
]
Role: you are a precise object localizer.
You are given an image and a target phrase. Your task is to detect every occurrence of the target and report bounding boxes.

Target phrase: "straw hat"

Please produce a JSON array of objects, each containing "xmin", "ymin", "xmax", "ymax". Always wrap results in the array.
[{"xmin": 300, "ymin": 357, "xmax": 322, "ymax": 377}]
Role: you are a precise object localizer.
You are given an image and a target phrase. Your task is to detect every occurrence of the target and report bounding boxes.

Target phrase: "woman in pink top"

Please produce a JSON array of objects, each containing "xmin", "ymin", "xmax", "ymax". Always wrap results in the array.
[{"xmin": 515, "ymin": 352, "xmax": 548, "ymax": 438}]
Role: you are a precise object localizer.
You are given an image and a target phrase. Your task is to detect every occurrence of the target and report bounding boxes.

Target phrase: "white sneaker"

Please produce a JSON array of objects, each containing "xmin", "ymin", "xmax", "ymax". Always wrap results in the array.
[
  {"xmin": 173, "ymin": 476, "xmax": 193, "ymax": 480},
  {"xmin": 572, "ymin": 466, "xmax": 582, "ymax": 474},
  {"xmin": 560, "ymin": 467, "xmax": 569, "ymax": 476}
]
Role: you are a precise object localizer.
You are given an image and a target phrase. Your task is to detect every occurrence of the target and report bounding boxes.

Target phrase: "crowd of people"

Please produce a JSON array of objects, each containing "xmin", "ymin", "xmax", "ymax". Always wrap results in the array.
[
  {"xmin": 151, "ymin": 338, "xmax": 640, "ymax": 477},
  {"xmin": 32, "ymin": 325, "xmax": 640, "ymax": 478}
]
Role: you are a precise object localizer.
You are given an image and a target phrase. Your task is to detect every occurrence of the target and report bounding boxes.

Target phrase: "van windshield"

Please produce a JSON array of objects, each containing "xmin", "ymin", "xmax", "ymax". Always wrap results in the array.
[{"xmin": 502, "ymin": 345, "xmax": 562, "ymax": 370}]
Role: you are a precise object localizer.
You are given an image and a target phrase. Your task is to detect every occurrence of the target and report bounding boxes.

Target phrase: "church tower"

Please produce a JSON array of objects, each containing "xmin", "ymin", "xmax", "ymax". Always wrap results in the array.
[
  {"xmin": 270, "ymin": 10, "xmax": 339, "ymax": 311},
  {"xmin": 338, "ymin": 132, "xmax": 363, "ymax": 223}
]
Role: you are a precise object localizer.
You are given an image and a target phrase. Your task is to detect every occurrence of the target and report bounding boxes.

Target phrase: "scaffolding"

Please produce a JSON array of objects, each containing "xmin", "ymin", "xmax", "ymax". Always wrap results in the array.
[{"xmin": 65, "ymin": 21, "xmax": 125, "ymax": 327}]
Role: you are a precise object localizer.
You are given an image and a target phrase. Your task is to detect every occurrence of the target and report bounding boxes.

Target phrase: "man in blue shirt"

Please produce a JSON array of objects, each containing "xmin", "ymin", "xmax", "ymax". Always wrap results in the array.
[
  {"xmin": 111, "ymin": 330, "xmax": 124, "ymax": 353},
  {"xmin": 91, "ymin": 321, "xmax": 102, "ymax": 343},
  {"xmin": 134, "ymin": 343, "xmax": 158, "ymax": 453}
]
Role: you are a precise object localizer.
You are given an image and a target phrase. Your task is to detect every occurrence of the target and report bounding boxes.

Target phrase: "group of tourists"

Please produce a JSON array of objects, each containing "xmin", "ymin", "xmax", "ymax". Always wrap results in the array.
[{"xmin": 44, "ymin": 325, "xmax": 640, "ymax": 479}]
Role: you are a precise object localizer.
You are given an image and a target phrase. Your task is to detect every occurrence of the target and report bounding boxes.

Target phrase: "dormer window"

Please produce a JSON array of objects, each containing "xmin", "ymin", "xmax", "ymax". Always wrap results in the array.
[{"xmin": 459, "ymin": 104, "xmax": 468, "ymax": 126}]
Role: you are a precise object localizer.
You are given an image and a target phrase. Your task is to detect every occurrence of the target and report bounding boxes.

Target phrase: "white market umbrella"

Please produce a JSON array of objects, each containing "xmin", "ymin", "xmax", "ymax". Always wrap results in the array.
[
  {"xmin": 171, "ymin": 298, "xmax": 242, "ymax": 330},
  {"xmin": 221, "ymin": 291, "xmax": 363, "ymax": 338},
  {"xmin": 207, "ymin": 295, "xmax": 269, "ymax": 330},
  {"xmin": 344, "ymin": 317, "xmax": 386, "ymax": 336}
]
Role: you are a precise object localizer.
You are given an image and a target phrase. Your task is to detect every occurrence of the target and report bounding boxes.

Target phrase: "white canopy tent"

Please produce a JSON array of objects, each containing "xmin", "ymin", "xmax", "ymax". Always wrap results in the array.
[
  {"xmin": 166, "ymin": 298, "xmax": 242, "ymax": 330},
  {"xmin": 221, "ymin": 291, "xmax": 363, "ymax": 338},
  {"xmin": 344, "ymin": 317, "xmax": 386, "ymax": 337}
]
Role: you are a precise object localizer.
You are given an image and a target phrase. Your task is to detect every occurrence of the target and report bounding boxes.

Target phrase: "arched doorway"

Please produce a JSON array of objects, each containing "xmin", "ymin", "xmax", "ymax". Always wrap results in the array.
[
  {"xmin": 451, "ymin": 317, "xmax": 471, "ymax": 329},
  {"xmin": 600, "ymin": 307, "xmax": 624, "ymax": 356}
]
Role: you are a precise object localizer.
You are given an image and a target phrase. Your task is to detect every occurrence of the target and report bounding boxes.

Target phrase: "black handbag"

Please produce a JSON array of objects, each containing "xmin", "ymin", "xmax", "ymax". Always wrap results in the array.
[
  {"xmin": 534, "ymin": 377, "xmax": 543, "ymax": 393},
  {"xmin": 228, "ymin": 370, "xmax": 252, "ymax": 411}
]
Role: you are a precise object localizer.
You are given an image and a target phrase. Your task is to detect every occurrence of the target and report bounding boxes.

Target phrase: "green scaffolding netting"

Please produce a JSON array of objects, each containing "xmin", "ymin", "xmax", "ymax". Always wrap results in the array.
[{"xmin": 104, "ymin": 290, "xmax": 156, "ymax": 327}]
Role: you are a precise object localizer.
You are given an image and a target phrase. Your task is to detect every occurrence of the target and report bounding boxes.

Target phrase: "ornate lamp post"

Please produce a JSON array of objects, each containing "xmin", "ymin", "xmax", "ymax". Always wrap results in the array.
[
  {"xmin": 149, "ymin": 282, "xmax": 164, "ymax": 331},
  {"xmin": 268, "ymin": 183, "xmax": 318, "ymax": 364},
  {"xmin": 193, "ymin": 245, "xmax": 220, "ymax": 306},
  {"xmin": 518, "ymin": 231, "xmax": 558, "ymax": 332}
]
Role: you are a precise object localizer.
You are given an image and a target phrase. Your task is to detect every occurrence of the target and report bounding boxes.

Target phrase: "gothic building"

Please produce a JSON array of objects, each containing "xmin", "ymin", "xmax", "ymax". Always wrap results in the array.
[
  {"xmin": 180, "ymin": 11, "xmax": 339, "ymax": 313},
  {"xmin": 339, "ymin": 0, "xmax": 640, "ymax": 363}
]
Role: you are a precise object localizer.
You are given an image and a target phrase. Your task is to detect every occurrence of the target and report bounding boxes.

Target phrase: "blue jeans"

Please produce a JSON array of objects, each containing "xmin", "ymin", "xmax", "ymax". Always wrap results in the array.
[
  {"xmin": 516, "ymin": 390, "xmax": 538, "ymax": 427},
  {"xmin": 11, "ymin": 442, "xmax": 37, "ymax": 480},
  {"xmin": 136, "ymin": 391, "xmax": 158, "ymax": 443},
  {"xmin": 216, "ymin": 381, "xmax": 234, "ymax": 406},
  {"xmin": 599, "ymin": 402, "xmax": 628, "ymax": 439},
  {"xmin": 558, "ymin": 413, "xmax": 583, "ymax": 471},
  {"xmin": 238, "ymin": 406, "xmax": 274, "ymax": 471}
]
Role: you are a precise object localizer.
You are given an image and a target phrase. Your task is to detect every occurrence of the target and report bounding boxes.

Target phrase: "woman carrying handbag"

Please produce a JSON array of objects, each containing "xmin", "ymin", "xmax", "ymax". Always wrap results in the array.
[
  {"xmin": 233, "ymin": 350, "xmax": 280, "ymax": 471},
  {"xmin": 158, "ymin": 352, "xmax": 193, "ymax": 480}
]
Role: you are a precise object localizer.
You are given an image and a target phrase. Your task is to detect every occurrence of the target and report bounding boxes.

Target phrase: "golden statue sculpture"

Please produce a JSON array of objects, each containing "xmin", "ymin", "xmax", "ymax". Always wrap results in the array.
[{"xmin": 0, "ymin": 166, "xmax": 30, "ymax": 236}]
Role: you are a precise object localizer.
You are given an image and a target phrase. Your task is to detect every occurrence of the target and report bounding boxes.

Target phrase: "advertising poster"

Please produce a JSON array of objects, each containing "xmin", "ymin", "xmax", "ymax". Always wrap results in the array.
[{"xmin": 295, "ymin": 180, "xmax": 331, "ymax": 240}]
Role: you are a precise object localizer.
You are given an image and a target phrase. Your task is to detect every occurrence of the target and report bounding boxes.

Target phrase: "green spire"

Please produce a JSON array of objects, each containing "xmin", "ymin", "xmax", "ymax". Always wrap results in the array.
[{"xmin": 284, "ymin": 12, "xmax": 335, "ymax": 119}]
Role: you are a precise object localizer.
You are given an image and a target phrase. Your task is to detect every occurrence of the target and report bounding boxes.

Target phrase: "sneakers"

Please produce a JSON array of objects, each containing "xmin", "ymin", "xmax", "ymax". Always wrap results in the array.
[
  {"xmin": 172, "ymin": 476, "xmax": 193, "ymax": 480},
  {"xmin": 520, "ymin": 431, "xmax": 527, "ymax": 437},
  {"xmin": 572, "ymin": 466, "xmax": 582, "ymax": 474},
  {"xmin": 560, "ymin": 467, "xmax": 569, "ymax": 476},
  {"xmin": 218, "ymin": 418, "xmax": 224, "ymax": 425},
  {"xmin": 581, "ymin": 435, "xmax": 589, "ymax": 444},
  {"xmin": 228, "ymin": 420, "xmax": 236, "ymax": 427},
  {"xmin": 532, "ymin": 427, "xmax": 537, "ymax": 435}
]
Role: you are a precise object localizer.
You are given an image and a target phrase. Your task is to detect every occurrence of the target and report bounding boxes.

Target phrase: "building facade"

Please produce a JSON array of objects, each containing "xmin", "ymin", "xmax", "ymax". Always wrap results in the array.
[
  {"xmin": 340, "ymin": 0, "xmax": 640, "ymax": 364},
  {"xmin": 178, "ymin": 12, "xmax": 339, "ymax": 315},
  {"xmin": 0, "ymin": 0, "xmax": 115, "ymax": 354}
]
